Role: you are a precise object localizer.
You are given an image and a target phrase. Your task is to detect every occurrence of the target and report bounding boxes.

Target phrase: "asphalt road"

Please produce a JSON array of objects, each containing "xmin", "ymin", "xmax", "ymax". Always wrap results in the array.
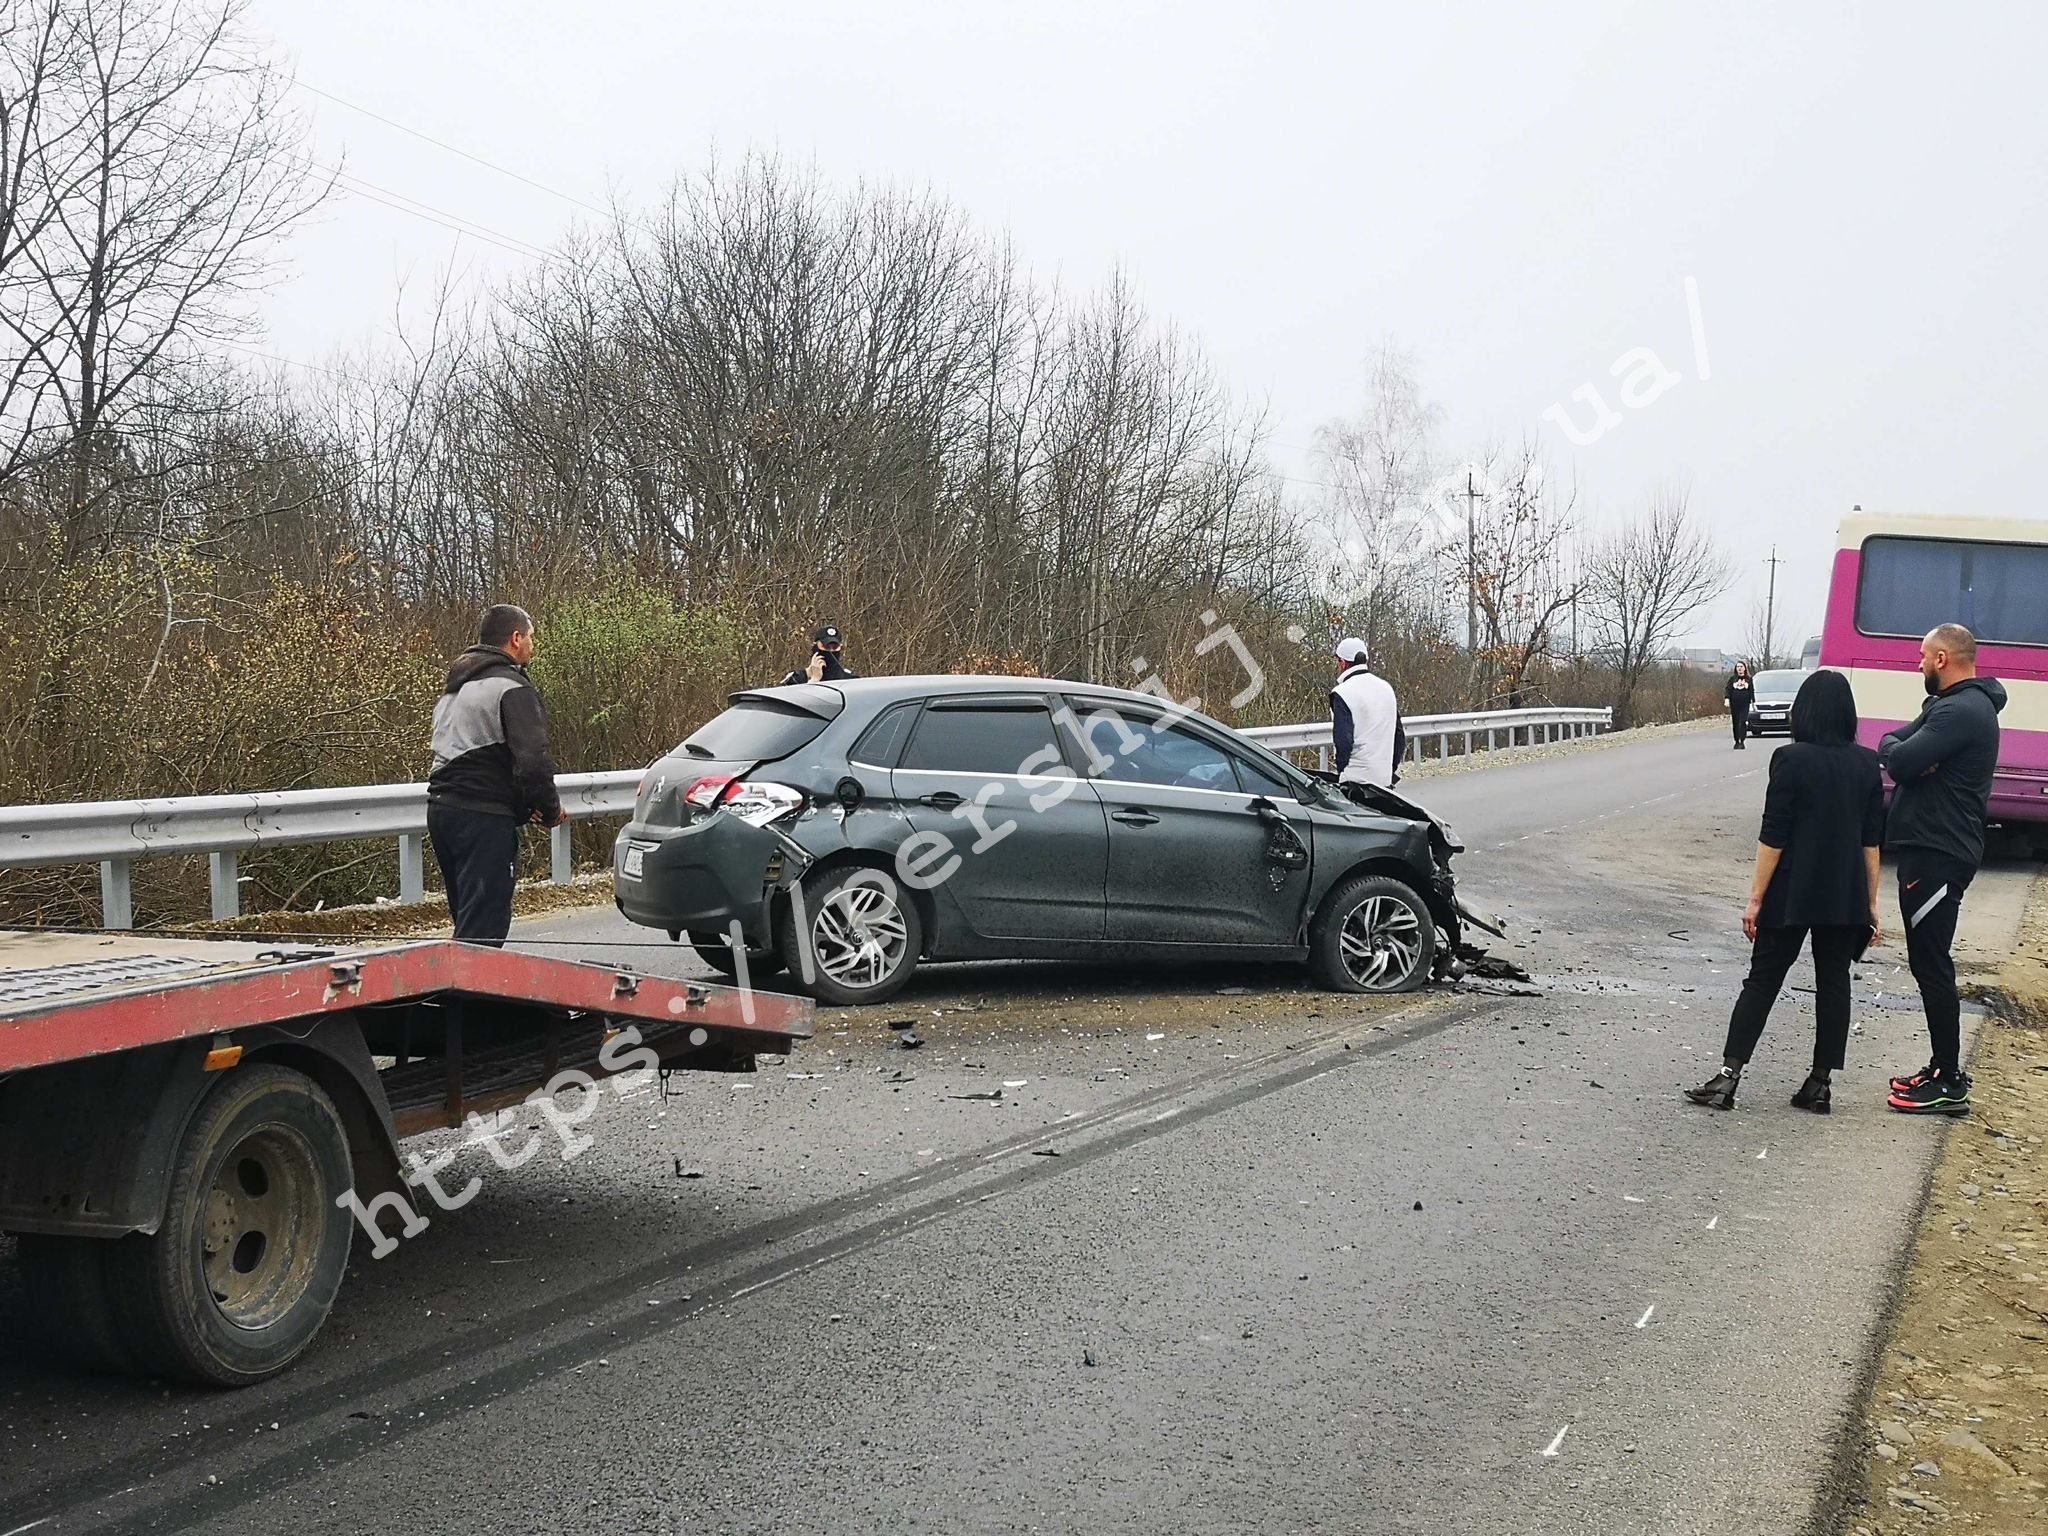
[{"xmin": 0, "ymin": 728, "xmax": 2036, "ymax": 1535}]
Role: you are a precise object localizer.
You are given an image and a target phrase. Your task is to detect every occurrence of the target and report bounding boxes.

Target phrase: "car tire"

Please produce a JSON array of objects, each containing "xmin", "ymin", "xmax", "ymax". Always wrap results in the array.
[
  {"xmin": 688, "ymin": 930, "xmax": 786, "ymax": 982},
  {"xmin": 101, "ymin": 1064, "xmax": 355, "ymax": 1387},
  {"xmin": 1309, "ymin": 874, "xmax": 1437, "ymax": 994},
  {"xmin": 776, "ymin": 865, "xmax": 923, "ymax": 1007}
]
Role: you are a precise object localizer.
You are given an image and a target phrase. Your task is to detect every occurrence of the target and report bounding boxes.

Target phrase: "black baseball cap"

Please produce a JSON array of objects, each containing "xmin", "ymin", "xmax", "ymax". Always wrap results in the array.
[{"xmin": 813, "ymin": 624, "xmax": 844, "ymax": 646}]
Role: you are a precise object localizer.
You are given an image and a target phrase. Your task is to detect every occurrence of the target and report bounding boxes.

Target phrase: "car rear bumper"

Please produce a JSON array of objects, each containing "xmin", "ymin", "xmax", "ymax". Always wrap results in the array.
[{"xmin": 613, "ymin": 817, "xmax": 783, "ymax": 942}]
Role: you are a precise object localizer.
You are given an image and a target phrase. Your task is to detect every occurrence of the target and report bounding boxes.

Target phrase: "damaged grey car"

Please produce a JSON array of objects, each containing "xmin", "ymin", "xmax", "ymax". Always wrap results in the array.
[{"xmin": 614, "ymin": 676, "xmax": 1495, "ymax": 1006}]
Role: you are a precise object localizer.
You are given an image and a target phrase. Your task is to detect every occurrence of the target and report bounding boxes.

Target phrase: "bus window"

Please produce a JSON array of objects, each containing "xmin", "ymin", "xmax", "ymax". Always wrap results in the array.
[{"xmin": 1856, "ymin": 536, "xmax": 2048, "ymax": 647}]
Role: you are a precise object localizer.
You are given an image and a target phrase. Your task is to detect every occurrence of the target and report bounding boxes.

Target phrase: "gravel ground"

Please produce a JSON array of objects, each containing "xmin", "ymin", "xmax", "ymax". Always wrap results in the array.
[{"xmin": 1845, "ymin": 888, "xmax": 2048, "ymax": 1534}]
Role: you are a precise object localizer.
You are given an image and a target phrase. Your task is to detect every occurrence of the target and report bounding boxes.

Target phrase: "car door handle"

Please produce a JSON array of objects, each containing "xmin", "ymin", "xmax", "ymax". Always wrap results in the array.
[
  {"xmin": 1110, "ymin": 808, "xmax": 1160, "ymax": 827},
  {"xmin": 918, "ymin": 791, "xmax": 965, "ymax": 810}
]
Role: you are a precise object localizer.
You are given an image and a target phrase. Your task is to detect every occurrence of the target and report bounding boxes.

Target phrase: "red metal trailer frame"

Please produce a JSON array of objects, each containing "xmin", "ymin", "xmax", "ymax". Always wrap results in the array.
[{"xmin": 0, "ymin": 931, "xmax": 812, "ymax": 1386}]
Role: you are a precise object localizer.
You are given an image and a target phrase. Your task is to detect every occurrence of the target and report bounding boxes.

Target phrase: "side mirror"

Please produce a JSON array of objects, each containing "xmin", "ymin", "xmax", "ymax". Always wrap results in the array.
[{"xmin": 835, "ymin": 776, "xmax": 865, "ymax": 812}]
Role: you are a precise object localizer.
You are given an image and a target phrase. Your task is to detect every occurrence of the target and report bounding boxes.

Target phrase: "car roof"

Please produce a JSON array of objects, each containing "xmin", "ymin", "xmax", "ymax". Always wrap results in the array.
[
  {"xmin": 745, "ymin": 673, "xmax": 1203, "ymax": 712},
  {"xmin": 735, "ymin": 674, "xmax": 1296, "ymax": 765}
]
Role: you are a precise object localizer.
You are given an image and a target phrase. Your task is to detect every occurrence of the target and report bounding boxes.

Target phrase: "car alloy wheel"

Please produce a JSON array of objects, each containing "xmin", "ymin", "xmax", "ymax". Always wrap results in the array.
[
  {"xmin": 1310, "ymin": 873, "xmax": 1437, "ymax": 994},
  {"xmin": 1340, "ymin": 895, "xmax": 1425, "ymax": 988},
  {"xmin": 811, "ymin": 880, "xmax": 911, "ymax": 990}
]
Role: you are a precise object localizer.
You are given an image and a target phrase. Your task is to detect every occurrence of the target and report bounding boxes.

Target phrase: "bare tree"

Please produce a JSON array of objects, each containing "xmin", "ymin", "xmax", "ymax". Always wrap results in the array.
[
  {"xmin": 1584, "ymin": 485, "xmax": 1733, "ymax": 726},
  {"xmin": 1740, "ymin": 597, "xmax": 1782, "ymax": 670},
  {"xmin": 1466, "ymin": 439, "xmax": 1581, "ymax": 707},
  {"xmin": 0, "ymin": 0, "xmax": 333, "ymax": 542},
  {"xmin": 1313, "ymin": 341, "xmax": 1448, "ymax": 654}
]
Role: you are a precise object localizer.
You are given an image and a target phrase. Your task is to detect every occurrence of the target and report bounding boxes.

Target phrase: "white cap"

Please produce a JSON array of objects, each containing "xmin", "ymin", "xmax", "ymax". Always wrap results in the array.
[{"xmin": 1334, "ymin": 637, "xmax": 1368, "ymax": 664}]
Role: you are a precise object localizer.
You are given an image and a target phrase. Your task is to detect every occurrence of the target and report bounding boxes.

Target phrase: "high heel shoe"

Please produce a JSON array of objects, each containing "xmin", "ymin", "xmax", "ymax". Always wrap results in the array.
[
  {"xmin": 1791, "ymin": 1075, "xmax": 1832, "ymax": 1114},
  {"xmin": 1684, "ymin": 1068, "xmax": 1739, "ymax": 1110}
]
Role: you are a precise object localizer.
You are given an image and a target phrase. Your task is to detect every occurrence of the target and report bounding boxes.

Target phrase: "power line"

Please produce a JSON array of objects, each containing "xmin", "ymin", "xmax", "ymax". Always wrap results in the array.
[{"xmin": 294, "ymin": 79, "xmax": 613, "ymax": 221}]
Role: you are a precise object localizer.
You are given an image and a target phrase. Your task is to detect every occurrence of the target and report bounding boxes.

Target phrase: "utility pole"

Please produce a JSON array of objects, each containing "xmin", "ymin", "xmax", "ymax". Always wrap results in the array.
[
  {"xmin": 1763, "ymin": 545, "xmax": 1783, "ymax": 668},
  {"xmin": 1464, "ymin": 470, "xmax": 1483, "ymax": 707}
]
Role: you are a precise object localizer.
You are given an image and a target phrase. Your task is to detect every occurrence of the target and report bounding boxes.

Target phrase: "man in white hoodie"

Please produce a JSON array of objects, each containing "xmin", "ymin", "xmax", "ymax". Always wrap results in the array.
[{"xmin": 1330, "ymin": 637, "xmax": 1405, "ymax": 790}]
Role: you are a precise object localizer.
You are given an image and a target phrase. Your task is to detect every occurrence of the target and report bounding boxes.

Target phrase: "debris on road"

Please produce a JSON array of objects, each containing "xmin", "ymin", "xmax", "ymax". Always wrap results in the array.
[
  {"xmin": 951, "ymin": 1088, "xmax": 1004, "ymax": 1101},
  {"xmin": 887, "ymin": 1018, "xmax": 925, "ymax": 1049}
]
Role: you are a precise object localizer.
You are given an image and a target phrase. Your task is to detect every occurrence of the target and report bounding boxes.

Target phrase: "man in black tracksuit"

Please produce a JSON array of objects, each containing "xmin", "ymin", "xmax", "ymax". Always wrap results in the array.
[
  {"xmin": 1879, "ymin": 623, "xmax": 2006, "ymax": 1114},
  {"xmin": 427, "ymin": 605, "xmax": 565, "ymax": 945}
]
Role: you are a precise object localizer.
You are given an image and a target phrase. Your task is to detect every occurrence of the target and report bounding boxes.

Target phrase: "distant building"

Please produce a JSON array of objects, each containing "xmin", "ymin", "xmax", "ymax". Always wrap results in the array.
[{"xmin": 1664, "ymin": 647, "xmax": 1736, "ymax": 674}]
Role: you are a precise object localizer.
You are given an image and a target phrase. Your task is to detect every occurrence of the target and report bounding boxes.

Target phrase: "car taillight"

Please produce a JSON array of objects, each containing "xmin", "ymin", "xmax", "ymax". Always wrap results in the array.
[{"xmin": 684, "ymin": 776, "xmax": 743, "ymax": 810}]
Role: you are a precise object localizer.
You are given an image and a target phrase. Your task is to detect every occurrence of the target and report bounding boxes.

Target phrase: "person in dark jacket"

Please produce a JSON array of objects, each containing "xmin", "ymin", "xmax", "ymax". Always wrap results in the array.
[
  {"xmin": 1879, "ymin": 624, "xmax": 2007, "ymax": 1116},
  {"xmin": 780, "ymin": 623, "xmax": 859, "ymax": 686},
  {"xmin": 427, "ymin": 604, "xmax": 565, "ymax": 945},
  {"xmin": 1685, "ymin": 669, "xmax": 1884, "ymax": 1114},
  {"xmin": 1724, "ymin": 661, "xmax": 1755, "ymax": 749}
]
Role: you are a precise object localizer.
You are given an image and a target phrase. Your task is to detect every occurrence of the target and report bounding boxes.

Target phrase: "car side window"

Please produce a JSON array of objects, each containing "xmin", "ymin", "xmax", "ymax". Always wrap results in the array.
[
  {"xmin": 900, "ymin": 704, "xmax": 1062, "ymax": 776},
  {"xmin": 850, "ymin": 703, "xmax": 917, "ymax": 768},
  {"xmin": 1093, "ymin": 719, "xmax": 1242, "ymax": 792},
  {"xmin": 1233, "ymin": 751, "xmax": 1296, "ymax": 797}
]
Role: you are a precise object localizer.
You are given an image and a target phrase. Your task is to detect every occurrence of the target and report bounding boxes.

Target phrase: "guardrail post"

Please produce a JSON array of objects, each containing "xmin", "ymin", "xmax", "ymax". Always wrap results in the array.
[
  {"xmin": 1487, "ymin": 728, "xmax": 1497, "ymax": 752},
  {"xmin": 209, "ymin": 851, "xmax": 239, "ymax": 921},
  {"xmin": 100, "ymin": 859, "xmax": 133, "ymax": 930},
  {"xmin": 550, "ymin": 821, "xmax": 573, "ymax": 885},
  {"xmin": 398, "ymin": 833, "xmax": 425, "ymax": 904},
  {"xmin": 1318, "ymin": 745, "xmax": 1330, "ymax": 772},
  {"xmin": 1437, "ymin": 732, "xmax": 1449, "ymax": 761},
  {"xmin": 1462, "ymin": 731, "xmax": 1472, "ymax": 756}
]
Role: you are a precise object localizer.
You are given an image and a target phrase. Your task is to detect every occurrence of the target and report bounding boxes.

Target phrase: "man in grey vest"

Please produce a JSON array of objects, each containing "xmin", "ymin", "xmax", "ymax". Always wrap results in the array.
[{"xmin": 427, "ymin": 605, "xmax": 566, "ymax": 945}]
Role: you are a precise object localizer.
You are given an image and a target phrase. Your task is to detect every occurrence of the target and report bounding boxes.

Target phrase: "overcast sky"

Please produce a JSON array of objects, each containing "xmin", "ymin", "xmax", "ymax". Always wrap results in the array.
[{"xmin": 245, "ymin": 0, "xmax": 2048, "ymax": 651}]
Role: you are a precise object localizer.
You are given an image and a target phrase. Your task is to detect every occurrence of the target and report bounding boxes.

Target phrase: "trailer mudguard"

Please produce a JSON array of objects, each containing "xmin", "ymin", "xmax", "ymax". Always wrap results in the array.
[{"xmin": 0, "ymin": 1015, "xmax": 400, "ymax": 1240}]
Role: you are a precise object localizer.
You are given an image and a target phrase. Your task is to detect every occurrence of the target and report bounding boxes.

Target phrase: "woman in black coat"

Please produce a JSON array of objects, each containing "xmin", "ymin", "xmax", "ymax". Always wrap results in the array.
[
  {"xmin": 1685, "ymin": 669, "xmax": 1884, "ymax": 1113},
  {"xmin": 1724, "ymin": 661, "xmax": 1755, "ymax": 749}
]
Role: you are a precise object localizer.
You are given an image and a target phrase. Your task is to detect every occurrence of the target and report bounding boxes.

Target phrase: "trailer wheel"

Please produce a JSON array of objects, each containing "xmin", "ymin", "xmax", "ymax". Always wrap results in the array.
[
  {"xmin": 106, "ymin": 1064, "xmax": 355, "ymax": 1387},
  {"xmin": 12, "ymin": 1234, "xmax": 136, "ymax": 1374}
]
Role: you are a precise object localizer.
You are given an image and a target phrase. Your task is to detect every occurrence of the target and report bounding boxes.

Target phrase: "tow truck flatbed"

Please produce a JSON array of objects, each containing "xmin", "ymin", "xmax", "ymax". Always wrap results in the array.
[{"xmin": 0, "ymin": 930, "xmax": 811, "ymax": 1385}]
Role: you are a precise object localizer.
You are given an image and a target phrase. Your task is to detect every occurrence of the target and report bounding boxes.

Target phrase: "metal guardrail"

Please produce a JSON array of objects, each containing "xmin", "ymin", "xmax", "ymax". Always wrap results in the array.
[{"xmin": 0, "ymin": 706, "xmax": 1608, "ymax": 928}]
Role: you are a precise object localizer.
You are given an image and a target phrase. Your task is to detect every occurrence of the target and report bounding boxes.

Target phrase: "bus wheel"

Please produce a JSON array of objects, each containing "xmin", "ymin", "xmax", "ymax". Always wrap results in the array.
[{"xmin": 106, "ymin": 1064, "xmax": 355, "ymax": 1387}]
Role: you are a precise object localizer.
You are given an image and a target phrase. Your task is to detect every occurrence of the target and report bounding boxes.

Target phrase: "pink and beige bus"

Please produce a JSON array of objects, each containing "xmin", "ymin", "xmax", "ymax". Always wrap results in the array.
[{"xmin": 1819, "ymin": 513, "xmax": 2048, "ymax": 842}]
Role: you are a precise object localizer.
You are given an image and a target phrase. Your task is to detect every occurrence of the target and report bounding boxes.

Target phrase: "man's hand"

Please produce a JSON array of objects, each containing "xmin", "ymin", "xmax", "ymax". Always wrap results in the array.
[
  {"xmin": 532, "ymin": 806, "xmax": 569, "ymax": 827},
  {"xmin": 1742, "ymin": 893, "xmax": 1763, "ymax": 943},
  {"xmin": 1868, "ymin": 918, "xmax": 1884, "ymax": 950},
  {"xmin": 805, "ymin": 651, "xmax": 827, "ymax": 683}
]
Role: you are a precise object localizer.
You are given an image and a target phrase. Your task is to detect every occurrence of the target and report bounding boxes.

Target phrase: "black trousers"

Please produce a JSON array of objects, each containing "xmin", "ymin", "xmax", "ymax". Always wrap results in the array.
[
  {"xmin": 1898, "ymin": 850, "xmax": 1977, "ymax": 1075},
  {"xmin": 1722, "ymin": 923, "xmax": 1864, "ymax": 1071},
  {"xmin": 1730, "ymin": 705, "xmax": 1750, "ymax": 745},
  {"xmin": 428, "ymin": 802, "xmax": 520, "ymax": 945}
]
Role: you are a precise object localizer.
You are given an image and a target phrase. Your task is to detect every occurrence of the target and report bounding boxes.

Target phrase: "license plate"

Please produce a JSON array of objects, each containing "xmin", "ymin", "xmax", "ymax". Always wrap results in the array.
[{"xmin": 622, "ymin": 846, "xmax": 646, "ymax": 878}]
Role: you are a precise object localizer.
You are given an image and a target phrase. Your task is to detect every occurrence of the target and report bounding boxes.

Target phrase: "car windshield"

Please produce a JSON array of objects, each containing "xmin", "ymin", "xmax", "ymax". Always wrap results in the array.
[
  {"xmin": 681, "ymin": 698, "xmax": 833, "ymax": 763},
  {"xmin": 1753, "ymin": 670, "xmax": 1802, "ymax": 700}
]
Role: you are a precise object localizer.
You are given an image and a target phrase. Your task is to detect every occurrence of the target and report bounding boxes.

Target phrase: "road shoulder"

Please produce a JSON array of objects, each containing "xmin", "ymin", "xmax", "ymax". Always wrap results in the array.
[{"xmin": 1844, "ymin": 870, "xmax": 2048, "ymax": 1534}]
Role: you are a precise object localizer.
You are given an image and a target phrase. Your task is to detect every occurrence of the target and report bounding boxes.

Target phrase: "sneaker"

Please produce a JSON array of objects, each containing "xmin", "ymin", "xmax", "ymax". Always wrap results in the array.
[
  {"xmin": 1889, "ymin": 1061, "xmax": 1940, "ymax": 1094},
  {"xmin": 1889, "ymin": 1071, "xmax": 1971, "ymax": 1116}
]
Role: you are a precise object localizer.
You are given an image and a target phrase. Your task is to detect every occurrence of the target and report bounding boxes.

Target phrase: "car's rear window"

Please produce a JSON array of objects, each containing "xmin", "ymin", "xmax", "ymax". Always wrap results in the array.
[{"xmin": 682, "ymin": 699, "xmax": 831, "ymax": 763}]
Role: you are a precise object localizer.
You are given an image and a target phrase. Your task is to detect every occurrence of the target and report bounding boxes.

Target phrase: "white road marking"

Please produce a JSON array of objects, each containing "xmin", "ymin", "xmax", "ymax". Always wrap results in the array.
[
  {"xmin": 1540, "ymin": 1424, "xmax": 1571, "ymax": 1458},
  {"xmin": 3, "ymin": 1520, "xmax": 53, "ymax": 1536},
  {"xmin": 1635, "ymin": 1304, "xmax": 1655, "ymax": 1329}
]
